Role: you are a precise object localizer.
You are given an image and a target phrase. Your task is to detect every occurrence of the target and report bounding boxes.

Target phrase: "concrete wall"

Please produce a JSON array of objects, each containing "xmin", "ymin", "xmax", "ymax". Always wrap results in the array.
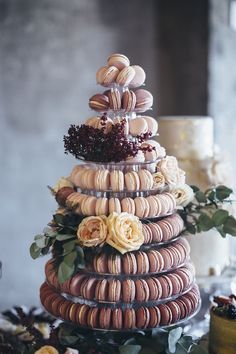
[
  {"xmin": 208, "ymin": 0, "xmax": 236, "ymax": 173},
  {"xmin": 0, "ymin": 0, "xmax": 157, "ymax": 309}
]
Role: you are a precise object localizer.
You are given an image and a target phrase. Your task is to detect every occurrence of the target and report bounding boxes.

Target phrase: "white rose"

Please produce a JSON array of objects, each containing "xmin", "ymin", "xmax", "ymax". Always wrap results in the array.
[
  {"xmin": 106, "ymin": 212, "xmax": 144, "ymax": 254},
  {"xmin": 157, "ymin": 156, "xmax": 185, "ymax": 185},
  {"xmin": 152, "ymin": 172, "xmax": 166, "ymax": 188},
  {"xmin": 170, "ymin": 184, "xmax": 194, "ymax": 207}
]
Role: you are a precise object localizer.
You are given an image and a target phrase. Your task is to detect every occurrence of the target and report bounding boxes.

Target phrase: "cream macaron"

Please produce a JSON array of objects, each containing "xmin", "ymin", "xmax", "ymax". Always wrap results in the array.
[
  {"xmin": 110, "ymin": 170, "xmax": 124, "ymax": 191},
  {"xmin": 107, "ymin": 53, "xmax": 130, "ymax": 70}
]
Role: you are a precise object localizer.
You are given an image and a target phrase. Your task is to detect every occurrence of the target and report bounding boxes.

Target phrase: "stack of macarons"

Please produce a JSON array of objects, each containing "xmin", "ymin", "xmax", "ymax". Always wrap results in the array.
[
  {"xmin": 142, "ymin": 213, "xmax": 184, "ymax": 244},
  {"xmin": 89, "ymin": 88, "xmax": 153, "ymax": 113},
  {"xmin": 96, "ymin": 54, "xmax": 146, "ymax": 88},
  {"xmin": 65, "ymin": 191, "xmax": 176, "ymax": 218},
  {"xmin": 90, "ymin": 237, "xmax": 190, "ymax": 275},
  {"xmin": 40, "ymin": 282, "xmax": 200, "ymax": 329},
  {"xmin": 70, "ymin": 166, "xmax": 163, "ymax": 192},
  {"xmin": 46, "ymin": 261, "xmax": 195, "ymax": 303},
  {"xmin": 85, "ymin": 115, "xmax": 158, "ymax": 137}
]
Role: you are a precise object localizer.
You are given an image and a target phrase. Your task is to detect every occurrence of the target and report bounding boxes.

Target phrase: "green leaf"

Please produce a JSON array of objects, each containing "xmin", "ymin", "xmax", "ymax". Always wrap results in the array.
[
  {"xmin": 119, "ymin": 345, "xmax": 142, "ymax": 354},
  {"xmin": 35, "ymin": 235, "xmax": 48, "ymax": 248},
  {"xmin": 178, "ymin": 335, "xmax": 194, "ymax": 351},
  {"xmin": 76, "ymin": 245, "xmax": 85, "ymax": 268},
  {"xmin": 56, "ymin": 234, "xmax": 76, "ymax": 241},
  {"xmin": 197, "ymin": 213, "xmax": 214, "ymax": 231},
  {"xmin": 215, "ymin": 185, "xmax": 232, "ymax": 201},
  {"xmin": 223, "ymin": 216, "xmax": 236, "ymax": 236},
  {"xmin": 207, "ymin": 190, "xmax": 216, "ymax": 202},
  {"xmin": 216, "ymin": 225, "xmax": 226, "ymax": 238},
  {"xmin": 63, "ymin": 240, "xmax": 76, "ymax": 254},
  {"xmin": 30, "ymin": 242, "xmax": 41, "ymax": 259},
  {"xmin": 64, "ymin": 251, "xmax": 77, "ymax": 266},
  {"xmin": 185, "ymin": 222, "xmax": 197, "ymax": 234},
  {"xmin": 189, "ymin": 344, "xmax": 209, "ymax": 354},
  {"xmin": 190, "ymin": 185, "xmax": 200, "ymax": 192},
  {"xmin": 53, "ymin": 213, "xmax": 65, "ymax": 226},
  {"xmin": 43, "ymin": 227, "xmax": 57, "ymax": 237},
  {"xmin": 195, "ymin": 191, "xmax": 207, "ymax": 203},
  {"xmin": 168, "ymin": 327, "xmax": 183, "ymax": 353},
  {"xmin": 58, "ymin": 261, "xmax": 75, "ymax": 283},
  {"xmin": 212, "ymin": 209, "xmax": 229, "ymax": 226}
]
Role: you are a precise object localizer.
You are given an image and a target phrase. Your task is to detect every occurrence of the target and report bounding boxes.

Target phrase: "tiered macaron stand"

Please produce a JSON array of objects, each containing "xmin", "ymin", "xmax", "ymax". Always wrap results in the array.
[{"xmin": 39, "ymin": 55, "xmax": 201, "ymax": 344}]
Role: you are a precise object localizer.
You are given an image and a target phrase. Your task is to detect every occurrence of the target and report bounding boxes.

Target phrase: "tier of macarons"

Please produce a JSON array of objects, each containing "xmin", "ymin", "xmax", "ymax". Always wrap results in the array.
[
  {"xmin": 89, "ymin": 89, "xmax": 153, "ymax": 113},
  {"xmin": 34, "ymin": 54, "xmax": 200, "ymax": 332},
  {"xmin": 40, "ymin": 282, "xmax": 200, "ymax": 330},
  {"xmin": 69, "ymin": 164, "xmax": 166, "ymax": 192},
  {"xmin": 64, "ymin": 191, "xmax": 176, "ymax": 218},
  {"xmin": 46, "ymin": 260, "xmax": 195, "ymax": 303}
]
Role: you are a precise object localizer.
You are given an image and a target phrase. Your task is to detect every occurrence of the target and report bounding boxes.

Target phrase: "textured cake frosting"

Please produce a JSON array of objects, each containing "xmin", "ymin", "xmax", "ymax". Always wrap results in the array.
[
  {"xmin": 157, "ymin": 116, "xmax": 230, "ymax": 277},
  {"xmin": 158, "ymin": 116, "xmax": 214, "ymax": 160}
]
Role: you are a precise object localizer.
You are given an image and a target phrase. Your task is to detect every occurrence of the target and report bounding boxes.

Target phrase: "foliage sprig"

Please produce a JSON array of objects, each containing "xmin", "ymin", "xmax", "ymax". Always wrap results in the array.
[{"xmin": 179, "ymin": 185, "xmax": 236, "ymax": 237}]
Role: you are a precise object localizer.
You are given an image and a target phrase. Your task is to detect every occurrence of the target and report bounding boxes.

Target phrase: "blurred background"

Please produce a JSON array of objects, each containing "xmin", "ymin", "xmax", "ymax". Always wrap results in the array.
[{"xmin": 1, "ymin": 0, "xmax": 236, "ymax": 309}]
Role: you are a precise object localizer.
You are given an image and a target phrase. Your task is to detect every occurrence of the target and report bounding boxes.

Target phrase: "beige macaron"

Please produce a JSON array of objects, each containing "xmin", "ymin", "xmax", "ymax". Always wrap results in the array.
[
  {"xmin": 121, "ymin": 197, "xmax": 135, "ymax": 214},
  {"xmin": 109, "ymin": 198, "xmax": 121, "ymax": 213},
  {"xmin": 81, "ymin": 196, "xmax": 97, "ymax": 216},
  {"xmin": 125, "ymin": 171, "xmax": 140, "ymax": 191},
  {"xmin": 110, "ymin": 170, "xmax": 124, "ymax": 191},
  {"xmin": 138, "ymin": 169, "xmax": 154, "ymax": 190},
  {"xmin": 94, "ymin": 169, "xmax": 110, "ymax": 191},
  {"xmin": 95, "ymin": 197, "xmax": 109, "ymax": 216},
  {"xmin": 134, "ymin": 197, "xmax": 150, "ymax": 218}
]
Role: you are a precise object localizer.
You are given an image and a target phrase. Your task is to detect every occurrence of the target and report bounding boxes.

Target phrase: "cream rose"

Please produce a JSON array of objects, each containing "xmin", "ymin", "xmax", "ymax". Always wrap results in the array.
[
  {"xmin": 106, "ymin": 212, "xmax": 144, "ymax": 254},
  {"xmin": 157, "ymin": 156, "xmax": 185, "ymax": 185},
  {"xmin": 77, "ymin": 215, "xmax": 108, "ymax": 247},
  {"xmin": 35, "ymin": 346, "xmax": 59, "ymax": 354},
  {"xmin": 152, "ymin": 171, "xmax": 166, "ymax": 188},
  {"xmin": 53, "ymin": 177, "xmax": 74, "ymax": 193},
  {"xmin": 170, "ymin": 184, "xmax": 194, "ymax": 207}
]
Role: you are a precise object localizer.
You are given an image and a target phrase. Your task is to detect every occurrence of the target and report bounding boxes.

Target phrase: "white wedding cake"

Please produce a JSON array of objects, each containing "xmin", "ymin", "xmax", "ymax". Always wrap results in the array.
[{"xmin": 158, "ymin": 116, "xmax": 231, "ymax": 277}]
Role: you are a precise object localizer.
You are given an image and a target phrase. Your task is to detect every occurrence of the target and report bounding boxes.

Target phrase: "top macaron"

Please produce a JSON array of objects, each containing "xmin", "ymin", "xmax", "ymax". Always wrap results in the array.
[{"xmin": 96, "ymin": 54, "xmax": 146, "ymax": 88}]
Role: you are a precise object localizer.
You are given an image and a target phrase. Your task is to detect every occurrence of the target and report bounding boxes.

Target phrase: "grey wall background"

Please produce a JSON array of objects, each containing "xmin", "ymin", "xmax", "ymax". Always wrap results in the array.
[{"xmin": 0, "ymin": 0, "xmax": 235, "ymax": 309}]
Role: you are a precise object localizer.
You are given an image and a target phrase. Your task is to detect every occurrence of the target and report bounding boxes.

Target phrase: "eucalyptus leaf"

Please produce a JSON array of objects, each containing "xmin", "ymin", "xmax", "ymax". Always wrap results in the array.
[
  {"xmin": 168, "ymin": 327, "xmax": 183, "ymax": 353},
  {"xmin": 53, "ymin": 213, "xmax": 65, "ymax": 226},
  {"xmin": 215, "ymin": 185, "xmax": 232, "ymax": 201},
  {"xmin": 190, "ymin": 185, "xmax": 199, "ymax": 192},
  {"xmin": 63, "ymin": 240, "xmax": 76, "ymax": 254},
  {"xmin": 76, "ymin": 245, "xmax": 85, "ymax": 268},
  {"xmin": 189, "ymin": 343, "xmax": 209, "ymax": 354},
  {"xmin": 223, "ymin": 216, "xmax": 236, "ymax": 236},
  {"xmin": 35, "ymin": 235, "xmax": 48, "ymax": 248},
  {"xmin": 212, "ymin": 209, "xmax": 229, "ymax": 226},
  {"xmin": 195, "ymin": 191, "xmax": 207, "ymax": 203},
  {"xmin": 30, "ymin": 242, "xmax": 41, "ymax": 259},
  {"xmin": 185, "ymin": 222, "xmax": 197, "ymax": 234},
  {"xmin": 43, "ymin": 227, "xmax": 57, "ymax": 237},
  {"xmin": 56, "ymin": 234, "xmax": 76, "ymax": 241},
  {"xmin": 119, "ymin": 345, "xmax": 142, "ymax": 354},
  {"xmin": 207, "ymin": 190, "xmax": 216, "ymax": 202},
  {"xmin": 64, "ymin": 251, "xmax": 77, "ymax": 266},
  {"xmin": 58, "ymin": 261, "xmax": 75, "ymax": 283},
  {"xmin": 197, "ymin": 213, "xmax": 214, "ymax": 231},
  {"xmin": 139, "ymin": 347, "xmax": 157, "ymax": 354},
  {"xmin": 178, "ymin": 335, "xmax": 194, "ymax": 351}
]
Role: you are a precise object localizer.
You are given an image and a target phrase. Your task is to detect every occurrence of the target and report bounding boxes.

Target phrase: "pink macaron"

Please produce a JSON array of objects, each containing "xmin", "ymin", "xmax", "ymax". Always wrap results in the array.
[
  {"xmin": 129, "ymin": 117, "xmax": 148, "ymax": 136},
  {"xmin": 129, "ymin": 65, "xmax": 146, "ymax": 88},
  {"xmin": 135, "ymin": 89, "xmax": 153, "ymax": 112}
]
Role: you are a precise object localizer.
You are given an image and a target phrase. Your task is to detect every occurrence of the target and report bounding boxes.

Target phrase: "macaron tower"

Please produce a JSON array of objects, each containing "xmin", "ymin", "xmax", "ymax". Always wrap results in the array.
[{"xmin": 33, "ymin": 54, "xmax": 200, "ymax": 331}]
